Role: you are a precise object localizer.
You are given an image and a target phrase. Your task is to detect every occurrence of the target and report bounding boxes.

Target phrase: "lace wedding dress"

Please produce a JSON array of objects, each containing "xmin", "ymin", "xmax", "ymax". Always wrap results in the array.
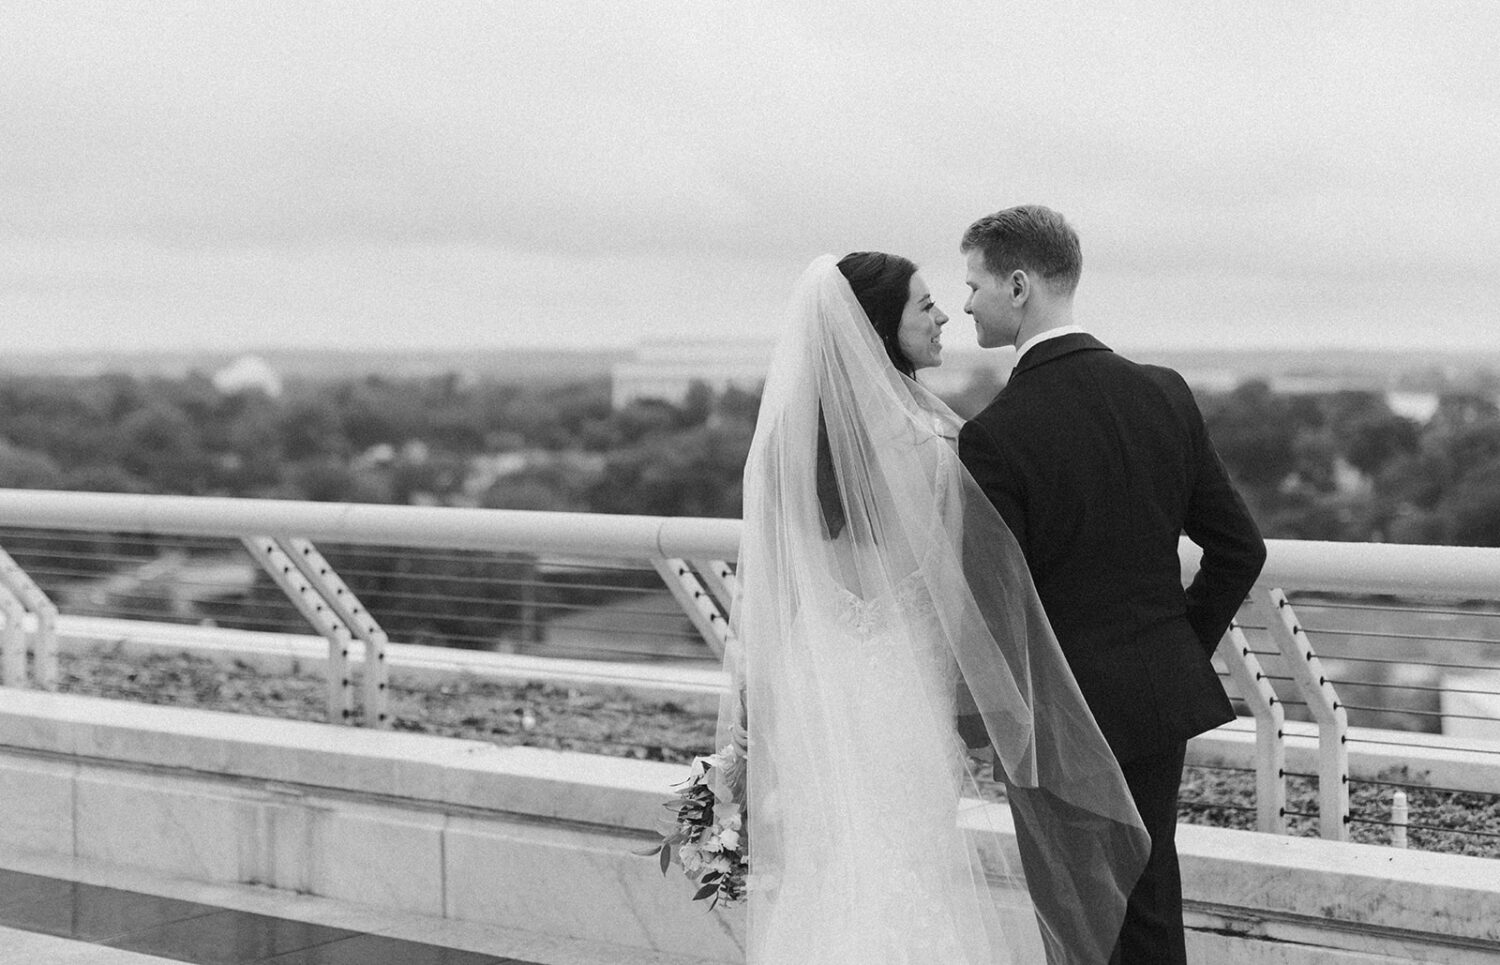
[{"xmin": 722, "ymin": 257, "xmax": 1149, "ymax": 964}]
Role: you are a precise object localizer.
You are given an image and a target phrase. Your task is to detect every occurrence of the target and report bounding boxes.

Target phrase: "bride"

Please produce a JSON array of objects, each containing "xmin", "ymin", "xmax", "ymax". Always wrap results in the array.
[{"xmin": 721, "ymin": 253, "xmax": 1149, "ymax": 964}]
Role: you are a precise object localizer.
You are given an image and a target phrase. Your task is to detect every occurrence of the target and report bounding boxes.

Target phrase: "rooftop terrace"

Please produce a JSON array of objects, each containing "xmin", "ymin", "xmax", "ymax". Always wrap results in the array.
[{"xmin": 0, "ymin": 489, "xmax": 1496, "ymax": 962}]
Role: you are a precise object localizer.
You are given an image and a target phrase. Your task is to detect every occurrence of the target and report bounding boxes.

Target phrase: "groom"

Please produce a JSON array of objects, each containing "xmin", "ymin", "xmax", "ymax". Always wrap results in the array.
[{"xmin": 957, "ymin": 205, "xmax": 1265, "ymax": 964}]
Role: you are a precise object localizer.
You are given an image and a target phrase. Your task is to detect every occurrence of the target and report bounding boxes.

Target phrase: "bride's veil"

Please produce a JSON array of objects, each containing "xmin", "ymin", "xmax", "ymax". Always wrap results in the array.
[{"xmin": 720, "ymin": 255, "xmax": 1150, "ymax": 964}]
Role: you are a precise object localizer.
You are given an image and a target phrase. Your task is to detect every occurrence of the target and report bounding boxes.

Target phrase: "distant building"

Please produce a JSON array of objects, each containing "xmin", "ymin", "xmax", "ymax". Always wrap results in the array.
[
  {"xmin": 611, "ymin": 339, "xmax": 998, "ymax": 408},
  {"xmin": 1387, "ymin": 391, "xmax": 1441, "ymax": 423},
  {"xmin": 1176, "ymin": 368, "xmax": 1444, "ymax": 426},
  {"xmin": 611, "ymin": 340, "xmax": 773, "ymax": 408},
  {"xmin": 212, "ymin": 355, "xmax": 283, "ymax": 398}
]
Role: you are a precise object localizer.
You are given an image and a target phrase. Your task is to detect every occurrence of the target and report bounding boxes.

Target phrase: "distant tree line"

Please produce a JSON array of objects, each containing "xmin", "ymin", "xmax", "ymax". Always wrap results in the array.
[
  {"xmin": 1200, "ymin": 382, "xmax": 1500, "ymax": 546},
  {"xmin": 0, "ymin": 373, "xmax": 756, "ymax": 519},
  {"xmin": 2, "ymin": 370, "xmax": 1500, "ymax": 547},
  {"xmin": 0, "ymin": 372, "xmax": 760, "ymax": 649}
]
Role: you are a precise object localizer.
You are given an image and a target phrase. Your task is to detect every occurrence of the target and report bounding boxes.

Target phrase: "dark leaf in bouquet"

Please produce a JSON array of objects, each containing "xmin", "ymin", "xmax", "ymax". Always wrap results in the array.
[
  {"xmin": 659, "ymin": 841, "xmax": 673, "ymax": 875},
  {"xmin": 692, "ymin": 882, "xmax": 720, "ymax": 902}
]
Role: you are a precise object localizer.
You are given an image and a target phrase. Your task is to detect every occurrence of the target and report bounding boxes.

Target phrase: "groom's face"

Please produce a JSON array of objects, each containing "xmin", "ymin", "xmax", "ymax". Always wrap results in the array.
[{"xmin": 964, "ymin": 249, "xmax": 1018, "ymax": 349}]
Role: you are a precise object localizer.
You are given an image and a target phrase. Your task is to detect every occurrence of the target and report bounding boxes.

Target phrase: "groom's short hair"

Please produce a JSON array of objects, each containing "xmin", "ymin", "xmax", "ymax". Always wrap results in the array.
[{"xmin": 961, "ymin": 205, "xmax": 1082, "ymax": 296}]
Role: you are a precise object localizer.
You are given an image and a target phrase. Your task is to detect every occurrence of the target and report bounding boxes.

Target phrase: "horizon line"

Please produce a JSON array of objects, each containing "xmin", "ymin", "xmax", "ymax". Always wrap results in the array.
[{"xmin": 6, "ymin": 343, "xmax": 1500, "ymax": 359}]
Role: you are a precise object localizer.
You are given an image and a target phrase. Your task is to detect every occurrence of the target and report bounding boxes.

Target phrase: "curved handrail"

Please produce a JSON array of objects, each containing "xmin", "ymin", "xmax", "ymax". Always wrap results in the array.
[
  {"xmin": 0, "ymin": 489, "xmax": 741, "ymax": 561},
  {"xmin": 3, "ymin": 489, "xmax": 1498, "ymax": 598}
]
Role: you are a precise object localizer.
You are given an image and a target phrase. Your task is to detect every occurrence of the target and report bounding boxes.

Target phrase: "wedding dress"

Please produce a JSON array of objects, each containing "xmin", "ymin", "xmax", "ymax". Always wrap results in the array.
[{"xmin": 721, "ymin": 256, "xmax": 1149, "ymax": 964}]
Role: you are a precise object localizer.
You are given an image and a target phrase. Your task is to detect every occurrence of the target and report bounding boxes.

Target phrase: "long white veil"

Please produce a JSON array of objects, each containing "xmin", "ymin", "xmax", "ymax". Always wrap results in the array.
[{"xmin": 721, "ymin": 256, "xmax": 1150, "ymax": 964}]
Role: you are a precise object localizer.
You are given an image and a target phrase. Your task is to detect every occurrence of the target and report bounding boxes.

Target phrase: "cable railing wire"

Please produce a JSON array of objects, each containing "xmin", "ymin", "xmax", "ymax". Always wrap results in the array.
[
  {"xmin": 1321, "ymin": 653, "xmax": 1500, "ymax": 674},
  {"xmin": 18, "ymin": 556, "xmax": 673, "ymax": 601},
  {"xmin": 1290, "ymin": 626, "xmax": 1500, "ymax": 647},
  {"xmin": 1, "ymin": 529, "xmax": 720, "ymax": 658},
  {"xmin": 1348, "ymin": 735, "xmax": 1500, "ymax": 756},
  {"xmin": 1323, "ymin": 678, "xmax": 1500, "ymax": 697},
  {"xmin": 1289, "ymin": 598, "xmax": 1500, "ymax": 619}
]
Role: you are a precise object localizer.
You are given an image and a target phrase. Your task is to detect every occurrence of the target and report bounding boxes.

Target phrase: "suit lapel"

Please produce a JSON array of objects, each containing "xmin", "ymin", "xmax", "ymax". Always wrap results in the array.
[{"xmin": 1008, "ymin": 332, "xmax": 1112, "ymax": 383}]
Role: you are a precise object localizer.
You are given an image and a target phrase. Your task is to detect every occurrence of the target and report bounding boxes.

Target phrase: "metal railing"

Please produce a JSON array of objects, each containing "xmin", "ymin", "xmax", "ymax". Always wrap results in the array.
[
  {"xmin": 0, "ymin": 489, "xmax": 1496, "ymax": 853},
  {"xmin": 0, "ymin": 490, "xmax": 738, "ymax": 728},
  {"xmin": 1181, "ymin": 539, "xmax": 1500, "ymax": 850}
]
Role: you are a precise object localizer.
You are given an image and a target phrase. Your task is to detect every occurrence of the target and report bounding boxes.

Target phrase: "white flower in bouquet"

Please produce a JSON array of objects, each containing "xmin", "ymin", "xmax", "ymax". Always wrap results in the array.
[
  {"xmin": 640, "ymin": 740, "xmax": 751, "ymax": 908},
  {"xmin": 716, "ymin": 802, "xmax": 742, "ymax": 827}
]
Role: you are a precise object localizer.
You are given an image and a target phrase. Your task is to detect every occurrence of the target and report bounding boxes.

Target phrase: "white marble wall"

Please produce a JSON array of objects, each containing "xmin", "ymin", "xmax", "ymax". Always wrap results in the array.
[
  {"xmin": 0, "ymin": 756, "xmax": 73, "ymax": 855},
  {"xmin": 75, "ymin": 769, "xmax": 251, "ymax": 882},
  {"xmin": 445, "ymin": 817, "xmax": 743, "ymax": 959},
  {"xmin": 0, "ymin": 689, "xmax": 1495, "ymax": 964}
]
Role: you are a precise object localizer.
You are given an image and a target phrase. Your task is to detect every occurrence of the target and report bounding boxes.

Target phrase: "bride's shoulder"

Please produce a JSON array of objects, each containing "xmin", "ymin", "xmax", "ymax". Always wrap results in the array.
[{"xmin": 918, "ymin": 399, "xmax": 962, "ymax": 443}]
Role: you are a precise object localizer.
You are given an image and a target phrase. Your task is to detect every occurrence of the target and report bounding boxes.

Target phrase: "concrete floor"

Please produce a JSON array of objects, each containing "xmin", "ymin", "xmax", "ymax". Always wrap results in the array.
[{"xmin": 0, "ymin": 846, "xmax": 716, "ymax": 965}]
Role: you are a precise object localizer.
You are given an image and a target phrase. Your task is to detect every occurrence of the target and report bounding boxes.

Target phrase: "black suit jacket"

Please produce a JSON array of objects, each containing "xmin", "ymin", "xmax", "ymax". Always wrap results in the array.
[{"xmin": 959, "ymin": 333, "xmax": 1266, "ymax": 762}]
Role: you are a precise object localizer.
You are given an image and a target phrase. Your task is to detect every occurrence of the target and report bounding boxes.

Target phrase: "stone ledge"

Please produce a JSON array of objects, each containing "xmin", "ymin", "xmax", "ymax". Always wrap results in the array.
[
  {"xmin": 0, "ymin": 689, "xmax": 682, "ymax": 833},
  {"xmin": 1177, "ymin": 822, "xmax": 1500, "ymax": 949},
  {"xmin": 1, "ymin": 688, "xmax": 1497, "ymax": 961}
]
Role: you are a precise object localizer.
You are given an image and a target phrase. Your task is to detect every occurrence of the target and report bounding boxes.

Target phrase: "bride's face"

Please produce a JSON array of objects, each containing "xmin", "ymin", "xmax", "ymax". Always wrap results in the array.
[{"xmin": 897, "ymin": 272, "xmax": 948, "ymax": 370}]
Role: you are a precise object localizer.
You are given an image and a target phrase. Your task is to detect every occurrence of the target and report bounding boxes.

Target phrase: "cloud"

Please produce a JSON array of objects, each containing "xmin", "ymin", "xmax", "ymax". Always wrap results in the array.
[{"xmin": 0, "ymin": 1, "xmax": 1495, "ymax": 352}]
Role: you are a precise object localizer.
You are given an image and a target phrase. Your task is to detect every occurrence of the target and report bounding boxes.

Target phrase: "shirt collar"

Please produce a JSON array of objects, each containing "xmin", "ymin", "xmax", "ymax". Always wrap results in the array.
[{"xmin": 1015, "ymin": 324, "xmax": 1087, "ymax": 365}]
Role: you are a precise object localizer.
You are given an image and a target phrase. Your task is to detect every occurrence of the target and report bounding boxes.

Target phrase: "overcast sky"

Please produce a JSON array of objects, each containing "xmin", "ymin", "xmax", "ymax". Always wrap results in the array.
[{"xmin": 2, "ymin": 1, "xmax": 1496, "ymax": 356}]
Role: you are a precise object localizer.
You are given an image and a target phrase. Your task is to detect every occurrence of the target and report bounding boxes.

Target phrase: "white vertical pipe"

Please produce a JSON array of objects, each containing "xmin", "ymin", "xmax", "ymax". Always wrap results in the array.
[
  {"xmin": 0, "ymin": 584, "xmax": 27, "ymax": 688},
  {"xmin": 0, "ymin": 546, "xmax": 59, "ymax": 690},
  {"xmin": 653, "ymin": 558, "xmax": 734, "ymax": 659},
  {"xmin": 1391, "ymin": 789, "xmax": 1409, "ymax": 849},
  {"xmin": 689, "ymin": 558, "xmax": 739, "ymax": 613},
  {"xmin": 1265, "ymin": 588, "xmax": 1350, "ymax": 841},
  {"xmin": 1215, "ymin": 614, "xmax": 1287, "ymax": 834},
  {"xmin": 243, "ymin": 537, "xmax": 357, "ymax": 725},
  {"xmin": 281, "ymin": 538, "xmax": 391, "ymax": 729}
]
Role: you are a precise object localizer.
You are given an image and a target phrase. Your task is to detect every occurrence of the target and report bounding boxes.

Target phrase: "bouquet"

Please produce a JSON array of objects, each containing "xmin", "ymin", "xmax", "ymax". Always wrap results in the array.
[{"xmin": 643, "ymin": 737, "xmax": 748, "ymax": 908}]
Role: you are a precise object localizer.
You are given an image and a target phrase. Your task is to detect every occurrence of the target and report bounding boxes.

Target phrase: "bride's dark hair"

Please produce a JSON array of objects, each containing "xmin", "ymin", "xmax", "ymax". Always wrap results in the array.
[
  {"xmin": 835, "ymin": 251, "xmax": 919, "ymax": 379},
  {"xmin": 817, "ymin": 251, "xmax": 919, "ymax": 538}
]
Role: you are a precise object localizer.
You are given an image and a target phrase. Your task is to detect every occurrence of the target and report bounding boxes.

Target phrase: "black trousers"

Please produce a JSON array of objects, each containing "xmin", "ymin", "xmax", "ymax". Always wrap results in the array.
[{"xmin": 1111, "ymin": 741, "xmax": 1189, "ymax": 965}]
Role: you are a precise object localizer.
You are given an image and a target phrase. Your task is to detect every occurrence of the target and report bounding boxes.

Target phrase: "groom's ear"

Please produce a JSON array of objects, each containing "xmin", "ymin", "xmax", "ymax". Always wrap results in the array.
[{"xmin": 1010, "ymin": 270, "xmax": 1029, "ymax": 302}]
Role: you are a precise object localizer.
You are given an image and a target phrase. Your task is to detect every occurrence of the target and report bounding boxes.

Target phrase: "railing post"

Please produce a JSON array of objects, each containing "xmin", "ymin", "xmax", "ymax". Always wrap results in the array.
[
  {"xmin": 1214, "ymin": 616, "xmax": 1287, "ymax": 834},
  {"xmin": 281, "ymin": 538, "xmax": 391, "ymax": 730},
  {"xmin": 1265, "ymin": 588, "xmax": 1349, "ymax": 841},
  {"xmin": 0, "ymin": 583, "xmax": 26, "ymax": 688},
  {"xmin": 243, "ymin": 537, "xmax": 357, "ymax": 726},
  {"xmin": 689, "ymin": 559, "xmax": 739, "ymax": 614},
  {"xmin": 653, "ymin": 558, "xmax": 734, "ymax": 659},
  {"xmin": 0, "ymin": 546, "xmax": 59, "ymax": 690},
  {"xmin": 1391, "ymin": 789, "xmax": 1409, "ymax": 848}
]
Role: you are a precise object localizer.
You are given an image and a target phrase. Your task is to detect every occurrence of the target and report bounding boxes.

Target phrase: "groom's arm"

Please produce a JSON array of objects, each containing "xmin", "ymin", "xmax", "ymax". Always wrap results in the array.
[
  {"xmin": 1179, "ymin": 384, "xmax": 1267, "ymax": 654},
  {"xmin": 958, "ymin": 418, "xmax": 1030, "ymax": 559}
]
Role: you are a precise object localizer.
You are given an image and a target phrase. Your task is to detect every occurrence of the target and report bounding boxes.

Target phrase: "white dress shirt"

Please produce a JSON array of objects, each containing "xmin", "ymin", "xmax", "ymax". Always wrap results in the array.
[{"xmin": 1014, "ymin": 324, "xmax": 1087, "ymax": 365}]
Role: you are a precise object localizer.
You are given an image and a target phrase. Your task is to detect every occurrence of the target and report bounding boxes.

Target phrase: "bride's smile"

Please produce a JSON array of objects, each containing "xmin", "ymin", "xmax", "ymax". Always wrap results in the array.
[{"xmin": 897, "ymin": 271, "xmax": 948, "ymax": 370}]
